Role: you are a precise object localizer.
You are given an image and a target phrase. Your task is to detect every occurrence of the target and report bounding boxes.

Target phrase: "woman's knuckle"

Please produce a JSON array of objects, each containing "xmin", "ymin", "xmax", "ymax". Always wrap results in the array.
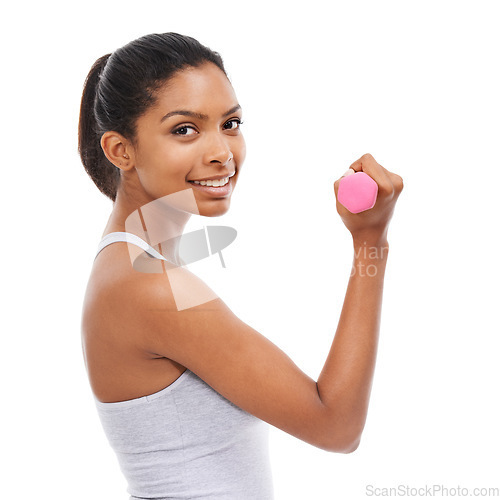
[{"xmin": 393, "ymin": 174, "xmax": 404, "ymax": 191}]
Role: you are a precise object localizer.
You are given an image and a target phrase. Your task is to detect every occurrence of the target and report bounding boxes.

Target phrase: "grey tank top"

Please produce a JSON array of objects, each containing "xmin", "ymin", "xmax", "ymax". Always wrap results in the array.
[{"xmin": 93, "ymin": 232, "xmax": 274, "ymax": 500}]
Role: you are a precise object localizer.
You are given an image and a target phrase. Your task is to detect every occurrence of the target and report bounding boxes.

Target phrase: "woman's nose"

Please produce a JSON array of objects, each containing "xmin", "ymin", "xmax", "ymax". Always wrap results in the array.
[{"xmin": 204, "ymin": 134, "xmax": 232, "ymax": 166}]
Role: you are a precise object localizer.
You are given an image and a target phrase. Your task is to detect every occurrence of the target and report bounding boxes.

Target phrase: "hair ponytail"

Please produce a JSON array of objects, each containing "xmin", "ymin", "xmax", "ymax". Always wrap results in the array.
[
  {"xmin": 78, "ymin": 54, "xmax": 122, "ymax": 202},
  {"xmin": 78, "ymin": 33, "xmax": 227, "ymax": 202}
]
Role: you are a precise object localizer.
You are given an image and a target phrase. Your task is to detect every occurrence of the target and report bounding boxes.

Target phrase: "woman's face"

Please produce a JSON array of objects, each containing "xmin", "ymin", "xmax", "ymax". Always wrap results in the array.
[{"xmin": 129, "ymin": 62, "xmax": 246, "ymax": 217}]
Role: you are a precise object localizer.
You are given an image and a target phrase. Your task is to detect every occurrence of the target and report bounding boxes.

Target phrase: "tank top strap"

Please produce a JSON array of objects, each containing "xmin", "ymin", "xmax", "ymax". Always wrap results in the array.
[{"xmin": 94, "ymin": 231, "xmax": 168, "ymax": 262}]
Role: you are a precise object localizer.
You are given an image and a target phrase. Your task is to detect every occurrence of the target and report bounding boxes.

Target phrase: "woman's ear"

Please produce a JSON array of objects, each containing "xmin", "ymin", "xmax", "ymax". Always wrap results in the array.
[{"xmin": 101, "ymin": 131, "xmax": 134, "ymax": 171}]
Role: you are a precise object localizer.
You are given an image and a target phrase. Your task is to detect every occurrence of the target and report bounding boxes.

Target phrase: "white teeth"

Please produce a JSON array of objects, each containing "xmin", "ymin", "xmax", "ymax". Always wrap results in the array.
[{"xmin": 193, "ymin": 177, "xmax": 229, "ymax": 187}]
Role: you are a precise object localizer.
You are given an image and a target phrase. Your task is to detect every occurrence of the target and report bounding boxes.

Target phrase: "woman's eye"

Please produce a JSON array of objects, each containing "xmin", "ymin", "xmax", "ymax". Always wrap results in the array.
[
  {"xmin": 223, "ymin": 119, "xmax": 243, "ymax": 131},
  {"xmin": 174, "ymin": 126, "xmax": 197, "ymax": 136}
]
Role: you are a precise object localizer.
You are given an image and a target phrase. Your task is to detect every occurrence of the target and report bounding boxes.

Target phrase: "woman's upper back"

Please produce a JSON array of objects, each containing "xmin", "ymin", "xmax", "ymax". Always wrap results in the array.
[{"xmin": 81, "ymin": 232, "xmax": 186, "ymax": 403}]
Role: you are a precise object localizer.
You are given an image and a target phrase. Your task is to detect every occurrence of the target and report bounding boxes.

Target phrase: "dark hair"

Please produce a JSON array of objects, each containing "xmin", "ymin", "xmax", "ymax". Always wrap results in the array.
[{"xmin": 78, "ymin": 33, "xmax": 226, "ymax": 202}]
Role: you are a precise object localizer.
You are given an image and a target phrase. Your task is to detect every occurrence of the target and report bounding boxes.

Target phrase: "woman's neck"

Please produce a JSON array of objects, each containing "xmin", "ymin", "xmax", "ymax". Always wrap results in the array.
[{"xmin": 103, "ymin": 186, "xmax": 193, "ymax": 265}]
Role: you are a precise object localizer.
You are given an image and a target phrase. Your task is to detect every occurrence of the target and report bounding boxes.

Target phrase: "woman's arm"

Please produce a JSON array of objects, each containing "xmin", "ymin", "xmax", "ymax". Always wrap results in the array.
[
  {"xmin": 316, "ymin": 234, "xmax": 389, "ymax": 452},
  {"xmin": 116, "ymin": 153, "xmax": 403, "ymax": 453}
]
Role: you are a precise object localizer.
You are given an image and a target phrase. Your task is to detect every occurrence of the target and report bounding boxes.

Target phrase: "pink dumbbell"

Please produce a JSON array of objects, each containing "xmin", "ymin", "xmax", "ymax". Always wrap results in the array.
[{"xmin": 338, "ymin": 170, "xmax": 378, "ymax": 213}]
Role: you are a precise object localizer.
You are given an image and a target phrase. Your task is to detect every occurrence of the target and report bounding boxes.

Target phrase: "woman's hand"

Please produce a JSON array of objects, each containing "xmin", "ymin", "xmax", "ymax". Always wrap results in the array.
[{"xmin": 333, "ymin": 153, "xmax": 404, "ymax": 245}]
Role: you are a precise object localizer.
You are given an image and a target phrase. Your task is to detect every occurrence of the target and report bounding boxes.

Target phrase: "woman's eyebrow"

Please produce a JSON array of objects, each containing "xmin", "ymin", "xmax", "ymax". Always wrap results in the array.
[
  {"xmin": 222, "ymin": 104, "xmax": 242, "ymax": 117},
  {"xmin": 160, "ymin": 104, "xmax": 241, "ymax": 123}
]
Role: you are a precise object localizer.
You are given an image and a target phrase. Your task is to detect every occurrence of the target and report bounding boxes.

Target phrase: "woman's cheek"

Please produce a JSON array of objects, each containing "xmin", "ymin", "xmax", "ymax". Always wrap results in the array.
[{"xmin": 236, "ymin": 137, "xmax": 247, "ymax": 166}]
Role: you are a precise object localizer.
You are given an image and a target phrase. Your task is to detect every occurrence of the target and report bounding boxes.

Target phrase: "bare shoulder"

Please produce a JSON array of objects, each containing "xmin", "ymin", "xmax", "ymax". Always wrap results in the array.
[
  {"xmin": 81, "ymin": 247, "xmax": 218, "ymax": 360},
  {"xmin": 81, "ymin": 250, "xmax": 187, "ymax": 401}
]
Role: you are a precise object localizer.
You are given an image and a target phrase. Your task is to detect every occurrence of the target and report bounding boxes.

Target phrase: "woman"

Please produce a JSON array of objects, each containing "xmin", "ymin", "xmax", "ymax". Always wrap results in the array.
[{"xmin": 79, "ymin": 32, "xmax": 403, "ymax": 499}]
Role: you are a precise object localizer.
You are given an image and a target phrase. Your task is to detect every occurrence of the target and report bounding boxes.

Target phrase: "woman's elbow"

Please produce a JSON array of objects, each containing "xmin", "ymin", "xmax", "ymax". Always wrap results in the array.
[
  {"xmin": 311, "ymin": 403, "xmax": 364, "ymax": 453},
  {"xmin": 322, "ymin": 432, "xmax": 361, "ymax": 454},
  {"xmin": 341, "ymin": 436, "xmax": 361, "ymax": 454}
]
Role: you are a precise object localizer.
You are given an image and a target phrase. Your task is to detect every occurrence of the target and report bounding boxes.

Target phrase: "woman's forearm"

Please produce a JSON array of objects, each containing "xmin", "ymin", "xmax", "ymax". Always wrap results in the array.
[{"xmin": 316, "ymin": 235, "xmax": 389, "ymax": 451}]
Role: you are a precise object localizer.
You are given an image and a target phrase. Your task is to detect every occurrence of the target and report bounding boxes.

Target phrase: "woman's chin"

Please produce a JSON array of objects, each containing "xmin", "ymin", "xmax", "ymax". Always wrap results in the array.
[{"xmin": 198, "ymin": 198, "xmax": 232, "ymax": 217}]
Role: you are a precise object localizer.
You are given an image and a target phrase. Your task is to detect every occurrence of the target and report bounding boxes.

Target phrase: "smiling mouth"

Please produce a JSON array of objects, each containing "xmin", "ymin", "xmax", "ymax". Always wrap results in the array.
[
  {"xmin": 188, "ymin": 176, "xmax": 231, "ymax": 187},
  {"xmin": 186, "ymin": 175, "xmax": 234, "ymax": 198}
]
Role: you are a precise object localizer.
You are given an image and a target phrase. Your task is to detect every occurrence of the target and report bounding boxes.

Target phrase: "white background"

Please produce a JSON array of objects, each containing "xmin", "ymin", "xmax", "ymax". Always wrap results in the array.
[{"xmin": 1, "ymin": 1, "xmax": 499, "ymax": 498}]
